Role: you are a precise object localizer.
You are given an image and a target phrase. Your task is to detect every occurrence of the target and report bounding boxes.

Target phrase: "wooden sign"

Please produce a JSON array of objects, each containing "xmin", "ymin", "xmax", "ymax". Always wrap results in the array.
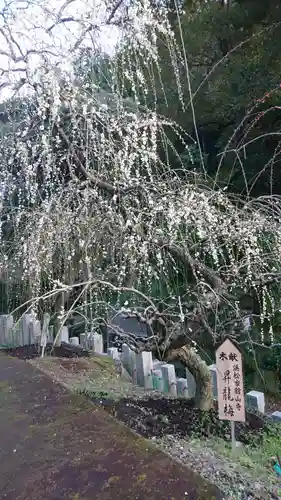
[{"xmin": 216, "ymin": 338, "xmax": 245, "ymax": 422}]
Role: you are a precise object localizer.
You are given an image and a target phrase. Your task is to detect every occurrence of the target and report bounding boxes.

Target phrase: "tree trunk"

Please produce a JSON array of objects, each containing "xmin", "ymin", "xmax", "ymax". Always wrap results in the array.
[{"xmin": 164, "ymin": 345, "xmax": 213, "ymax": 410}]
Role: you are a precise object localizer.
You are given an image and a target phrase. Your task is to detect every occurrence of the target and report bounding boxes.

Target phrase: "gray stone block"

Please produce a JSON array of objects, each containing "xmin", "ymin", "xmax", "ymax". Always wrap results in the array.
[
  {"xmin": 177, "ymin": 377, "xmax": 189, "ymax": 398},
  {"xmin": 0, "ymin": 315, "xmax": 13, "ymax": 345},
  {"xmin": 107, "ymin": 347, "xmax": 120, "ymax": 360},
  {"xmin": 209, "ymin": 364, "xmax": 218, "ymax": 399},
  {"xmin": 70, "ymin": 336, "xmax": 79, "ymax": 346},
  {"xmin": 61, "ymin": 326, "xmax": 69, "ymax": 343},
  {"xmin": 21, "ymin": 314, "xmax": 33, "ymax": 346},
  {"xmin": 136, "ymin": 351, "xmax": 153, "ymax": 389},
  {"xmin": 271, "ymin": 411, "xmax": 281, "ymax": 422},
  {"xmin": 161, "ymin": 364, "xmax": 177, "ymax": 396},
  {"xmin": 13, "ymin": 323, "xmax": 21, "ymax": 346},
  {"xmin": 185, "ymin": 368, "xmax": 196, "ymax": 398},
  {"xmin": 152, "ymin": 369, "xmax": 164, "ymax": 391},
  {"xmin": 91, "ymin": 333, "xmax": 104, "ymax": 354},
  {"xmin": 246, "ymin": 390, "xmax": 265, "ymax": 414}
]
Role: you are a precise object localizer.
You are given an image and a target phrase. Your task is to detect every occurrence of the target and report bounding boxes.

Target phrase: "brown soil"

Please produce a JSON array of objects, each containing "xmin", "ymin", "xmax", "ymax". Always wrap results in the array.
[
  {"xmin": 1, "ymin": 342, "xmax": 90, "ymax": 359},
  {"xmin": 31, "ymin": 356, "xmax": 267, "ymax": 446},
  {"xmin": 0, "ymin": 353, "xmax": 223, "ymax": 500},
  {"xmin": 93, "ymin": 397, "xmax": 267, "ymax": 444}
]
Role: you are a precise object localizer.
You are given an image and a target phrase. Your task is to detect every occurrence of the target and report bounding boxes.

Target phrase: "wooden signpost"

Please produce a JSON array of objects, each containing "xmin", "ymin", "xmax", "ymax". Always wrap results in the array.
[{"xmin": 216, "ymin": 338, "xmax": 245, "ymax": 452}]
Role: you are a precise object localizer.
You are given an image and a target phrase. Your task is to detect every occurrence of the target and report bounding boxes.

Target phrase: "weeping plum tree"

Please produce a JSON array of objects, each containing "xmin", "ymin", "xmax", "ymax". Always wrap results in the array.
[{"xmin": 1, "ymin": 0, "xmax": 281, "ymax": 409}]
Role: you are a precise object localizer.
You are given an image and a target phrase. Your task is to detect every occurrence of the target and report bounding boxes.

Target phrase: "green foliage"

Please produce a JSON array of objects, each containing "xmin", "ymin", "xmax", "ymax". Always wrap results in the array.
[{"xmin": 117, "ymin": 0, "xmax": 281, "ymax": 196}]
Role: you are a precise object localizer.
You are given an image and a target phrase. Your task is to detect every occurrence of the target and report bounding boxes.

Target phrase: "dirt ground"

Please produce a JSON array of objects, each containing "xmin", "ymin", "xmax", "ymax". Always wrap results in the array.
[
  {"xmin": 0, "ymin": 353, "xmax": 222, "ymax": 499},
  {"xmin": 30, "ymin": 356, "xmax": 267, "ymax": 442}
]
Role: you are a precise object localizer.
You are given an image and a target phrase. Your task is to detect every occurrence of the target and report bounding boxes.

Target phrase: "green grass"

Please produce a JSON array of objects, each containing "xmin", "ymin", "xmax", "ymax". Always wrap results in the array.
[{"xmin": 190, "ymin": 421, "xmax": 281, "ymax": 494}]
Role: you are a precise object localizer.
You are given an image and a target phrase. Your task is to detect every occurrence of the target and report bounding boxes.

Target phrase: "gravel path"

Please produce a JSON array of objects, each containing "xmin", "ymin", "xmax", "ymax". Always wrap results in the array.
[{"xmin": 154, "ymin": 435, "xmax": 281, "ymax": 500}]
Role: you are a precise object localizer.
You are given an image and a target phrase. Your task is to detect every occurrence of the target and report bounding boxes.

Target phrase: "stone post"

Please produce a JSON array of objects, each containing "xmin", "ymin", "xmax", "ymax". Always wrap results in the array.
[
  {"xmin": 208, "ymin": 364, "xmax": 218, "ymax": 399},
  {"xmin": 136, "ymin": 351, "xmax": 153, "ymax": 390},
  {"xmin": 152, "ymin": 369, "xmax": 164, "ymax": 391},
  {"xmin": 92, "ymin": 333, "xmax": 104, "ymax": 354},
  {"xmin": 70, "ymin": 336, "xmax": 79, "ymax": 346},
  {"xmin": 161, "ymin": 364, "xmax": 177, "ymax": 396},
  {"xmin": 246, "ymin": 390, "xmax": 265, "ymax": 413},
  {"xmin": 177, "ymin": 377, "xmax": 189, "ymax": 398}
]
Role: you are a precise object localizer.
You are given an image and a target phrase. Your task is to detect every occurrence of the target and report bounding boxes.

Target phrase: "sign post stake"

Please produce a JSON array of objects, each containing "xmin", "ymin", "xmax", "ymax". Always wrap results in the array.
[
  {"xmin": 216, "ymin": 337, "xmax": 245, "ymax": 455},
  {"xmin": 230, "ymin": 421, "xmax": 236, "ymax": 452}
]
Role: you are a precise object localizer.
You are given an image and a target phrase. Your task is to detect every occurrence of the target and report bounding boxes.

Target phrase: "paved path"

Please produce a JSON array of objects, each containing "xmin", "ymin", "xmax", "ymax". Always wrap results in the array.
[{"xmin": 0, "ymin": 354, "xmax": 222, "ymax": 499}]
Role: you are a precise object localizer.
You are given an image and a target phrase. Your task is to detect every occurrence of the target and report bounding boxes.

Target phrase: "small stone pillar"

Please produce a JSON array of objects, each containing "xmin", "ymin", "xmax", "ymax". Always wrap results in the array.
[
  {"xmin": 108, "ymin": 347, "xmax": 120, "ymax": 360},
  {"xmin": 70, "ymin": 336, "xmax": 79, "ymax": 346},
  {"xmin": 61, "ymin": 326, "xmax": 69, "ymax": 343},
  {"xmin": 152, "ymin": 369, "xmax": 164, "ymax": 391},
  {"xmin": 161, "ymin": 364, "xmax": 177, "ymax": 396},
  {"xmin": 246, "ymin": 390, "xmax": 265, "ymax": 413},
  {"xmin": 208, "ymin": 364, "xmax": 218, "ymax": 399},
  {"xmin": 92, "ymin": 333, "xmax": 104, "ymax": 354},
  {"xmin": 136, "ymin": 351, "xmax": 153, "ymax": 389},
  {"xmin": 177, "ymin": 377, "xmax": 189, "ymax": 398}
]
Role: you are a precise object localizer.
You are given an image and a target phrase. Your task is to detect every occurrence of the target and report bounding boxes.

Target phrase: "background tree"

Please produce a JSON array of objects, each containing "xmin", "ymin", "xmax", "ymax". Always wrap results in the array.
[{"xmin": 1, "ymin": 0, "xmax": 281, "ymax": 408}]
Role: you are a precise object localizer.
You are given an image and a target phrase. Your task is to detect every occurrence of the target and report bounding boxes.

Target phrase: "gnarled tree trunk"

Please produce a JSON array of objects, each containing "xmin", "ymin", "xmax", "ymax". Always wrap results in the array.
[{"xmin": 164, "ymin": 345, "xmax": 213, "ymax": 410}]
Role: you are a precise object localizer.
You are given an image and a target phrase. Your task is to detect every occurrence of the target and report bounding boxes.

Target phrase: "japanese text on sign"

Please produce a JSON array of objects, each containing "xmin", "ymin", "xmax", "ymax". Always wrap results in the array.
[{"xmin": 216, "ymin": 338, "xmax": 245, "ymax": 422}]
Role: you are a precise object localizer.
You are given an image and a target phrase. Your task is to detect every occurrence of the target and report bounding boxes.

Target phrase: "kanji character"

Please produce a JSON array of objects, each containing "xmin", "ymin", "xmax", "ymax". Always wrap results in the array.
[
  {"xmin": 227, "ymin": 386, "xmax": 234, "ymax": 401},
  {"xmin": 227, "ymin": 405, "xmax": 234, "ymax": 417},
  {"xmin": 223, "ymin": 369, "xmax": 231, "ymax": 383},
  {"xmin": 219, "ymin": 352, "xmax": 228, "ymax": 361}
]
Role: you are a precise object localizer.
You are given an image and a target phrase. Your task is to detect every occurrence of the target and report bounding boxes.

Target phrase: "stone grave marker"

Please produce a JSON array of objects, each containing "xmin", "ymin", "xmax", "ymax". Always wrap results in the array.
[
  {"xmin": 161, "ymin": 364, "xmax": 177, "ymax": 396},
  {"xmin": 152, "ymin": 369, "xmax": 164, "ymax": 391},
  {"xmin": 61, "ymin": 326, "xmax": 69, "ymax": 343},
  {"xmin": 246, "ymin": 390, "xmax": 265, "ymax": 414},
  {"xmin": 136, "ymin": 351, "xmax": 153, "ymax": 390},
  {"xmin": 91, "ymin": 333, "xmax": 104, "ymax": 354},
  {"xmin": 70, "ymin": 336, "xmax": 79, "ymax": 346},
  {"xmin": 209, "ymin": 364, "xmax": 218, "ymax": 399},
  {"xmin": 177, "ymin": 377, "xmax": 189, "ymax": 398}
]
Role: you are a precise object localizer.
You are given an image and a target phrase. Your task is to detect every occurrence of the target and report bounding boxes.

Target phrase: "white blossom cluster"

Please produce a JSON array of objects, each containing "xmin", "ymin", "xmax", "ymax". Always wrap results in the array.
[{"xmin": 0, "ymin": 0, "xmax": 280, "ymax": 345}]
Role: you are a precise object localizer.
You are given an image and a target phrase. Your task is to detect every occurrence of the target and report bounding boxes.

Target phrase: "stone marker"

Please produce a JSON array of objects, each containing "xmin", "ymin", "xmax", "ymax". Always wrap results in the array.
[
  {"xmin": 152, "ymin": 369, "xmax": 164, "ymax": 391},
  {"xmin": 34, "ymin": 320, "xmax": 41, "ymax": 341},
  {"xmin": 246, "ymin": 390, "xmax": 265, "ymax": 414},
  {"xmin": 28, "ymin": 321, "xmax": 36, "ymax": 345},
  {"xmin": 161, "ymin": 364, "xmax": 177, "ymax": 396},
  {"xmin": 40, "ymin": 329, "xmax": 47, "ymax": 348},
  {"xmin": 13, "ymin": 323, "xmax": 21, "ymax": 346},
  {"xmin": 122, "ymin": 345, "xmax": 137, "ymax": 383},
  {"xmin": 61, "ymin": 326, "xmax": 69, "ymax": 343},
  {"xmin": 121, "ymin": 344, "xmax": 132, "ymax": 372},
  {"xmin": 41, "ymin": 313, "xmax": 50, "ymax": 347},
  {"xmin": 136, "ymin": 351, "xmax": 153, "ymax": 390},
  {"xmin": 1, "ymin": 315, "xmax": 13, "ymax": 345},
  {"xmin": 177, "ymin": 377, "xmax": 189, "ymax": 398},
  {"xmin": 48, "ymin": 325, "xmax": 54, "ymax": 343},
  {"xmin": 208, "ymin": 364, "xmax": 218, "ymax": 399},
  {"xmin": 271, "ymin": 411, "xmax": 281, "ymax": 422},
  {"xmin": 108, "ymin": 347, "xmax": 120, "ymax": 360},
  {"xmin": 92, "ymin": 333, "xmax": 104, "ymax": 354},
  {"xmin": 185, "ymin": 368, "xmax": 196, "ymax": 398},
  {"xmin": 70, "ymin": 336, "xmax": 79, "ymax": 346},
  {"xmin": 21, "ymin": 314, "xmax": 33, "ymax": 346},
  {"xmin": 80, "ymin": 333, "xmax": 86, "ymax": 347},
  {"xmin": 1, "ymin": 314, "xmax": 14, "ymax": 344},
  {"xmin": 0, "ymin": 316, "xmax": 4, "ymax": 344}
]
